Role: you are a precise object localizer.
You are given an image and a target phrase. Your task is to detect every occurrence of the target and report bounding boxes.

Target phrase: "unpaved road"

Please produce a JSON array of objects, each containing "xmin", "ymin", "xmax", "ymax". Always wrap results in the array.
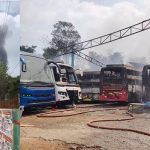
[{"xmin": 21, "ymin": 104, "xmax": 150, "ymax": 150}]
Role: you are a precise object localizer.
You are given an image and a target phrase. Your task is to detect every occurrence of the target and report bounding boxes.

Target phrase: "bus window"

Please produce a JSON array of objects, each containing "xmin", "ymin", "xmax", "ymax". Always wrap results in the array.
[
  {"xmin": 59, "ymin": 65, "xmax": 77, "ymax": 84},
  {"xmin": 104, "ymin": 70, "xmax": 121, "ymax": 78},
  {"xmin": 147, "ymin": 69, "xmax": 150, "ymax": 76},
  {"xmin": 53, "ymin": 67, "xmax": 60, "ymax": 82},
  {"xmin": 68, "ymin": 74, "xmax": 76, "ymax": 82},
  {"xmin": 20, "ymin": 55, "xmax": 54, "ymax": 84},
  {"xmin": 102, "ymin": 68, "xmax": 124, "ymax": 84}
]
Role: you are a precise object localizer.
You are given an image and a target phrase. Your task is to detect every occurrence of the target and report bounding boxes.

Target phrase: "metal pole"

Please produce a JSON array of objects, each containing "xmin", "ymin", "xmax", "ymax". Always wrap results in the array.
[
  {"xmin": 71, "ymin": 51, "xmax": 74, "ymax": 68},
  {"xmin": 12, "ymin": 109, "xmax": 20, "ymax": 150}
]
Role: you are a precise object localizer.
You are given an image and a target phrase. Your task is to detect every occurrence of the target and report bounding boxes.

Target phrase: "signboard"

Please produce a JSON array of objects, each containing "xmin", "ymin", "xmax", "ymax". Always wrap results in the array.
[{"xmin": 0, "ymin": 109, "xmax": 13, "ymax": 150}]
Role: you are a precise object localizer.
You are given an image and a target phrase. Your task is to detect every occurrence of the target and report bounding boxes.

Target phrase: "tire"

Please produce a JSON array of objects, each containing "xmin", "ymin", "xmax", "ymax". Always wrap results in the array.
[{"xmin": 56, "ymin": 101, "xmax": 67, "ymax": 109}]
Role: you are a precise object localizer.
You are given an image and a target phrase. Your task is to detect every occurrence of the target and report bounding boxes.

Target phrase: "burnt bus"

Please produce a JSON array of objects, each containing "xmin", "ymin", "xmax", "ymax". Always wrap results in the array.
[
  {"xmin": 100, "ymin": 64, "xmax": 142, "ymax": 103},
  {"xmin": 77, "ymin": 71, "xmax": 100, "ymax": 102},
  {"xmin": 142, "ymin": 65, "xmax": 150, "ymax": 102}
]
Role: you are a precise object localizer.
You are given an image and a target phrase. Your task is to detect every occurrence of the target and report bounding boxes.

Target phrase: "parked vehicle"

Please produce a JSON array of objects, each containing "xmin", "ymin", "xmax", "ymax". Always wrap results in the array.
[
  {"xmin": 51, "ymin": 62, "xmax": 82, "ymax": 105},
  {"xmin": 20, "ymin": 52, "xmax": 82, "ymax": 108},
  {"xmin": 142, "ymin": 65, "xmax": 150, "ymax": 102},
  {"xmin": 20, "ymin": 52, "xmax": 56, "ymax": 107},
  {"xmin": 77, "ymin": 71, "xmax": 100, "ymax": 102},
  {"xmin": 100, "ymin": 64, "xmax": 142, "ymax": 103}
]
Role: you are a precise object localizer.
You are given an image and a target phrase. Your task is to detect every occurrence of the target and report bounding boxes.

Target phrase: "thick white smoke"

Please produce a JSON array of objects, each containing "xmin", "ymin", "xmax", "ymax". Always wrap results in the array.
[
  {"xmin": 0, "ymin": 13, "xmax": 20, "ymax": 76},
  {"xmin": 21, "ymin": 0, "xmax": 150, "ymax": 71},
  {"xmin": 83, "ymin": 51, "xmax": 147, "ymax": 71}
]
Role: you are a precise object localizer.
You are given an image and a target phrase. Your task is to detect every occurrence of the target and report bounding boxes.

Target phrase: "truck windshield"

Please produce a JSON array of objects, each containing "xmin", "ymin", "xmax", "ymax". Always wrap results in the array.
[
  {"xmin": 102, "ymin": 68, "xmax": 124, "ymax": 84},
  {"xmin": 20, "ymin": 54, "xmax": 55, "ymax": 84}
]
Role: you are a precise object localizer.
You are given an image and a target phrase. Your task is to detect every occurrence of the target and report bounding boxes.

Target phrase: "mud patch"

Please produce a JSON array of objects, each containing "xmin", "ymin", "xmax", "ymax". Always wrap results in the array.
[
  {"xmin": 69, "ymin": 144, "xmax": 105, "ymax": 150},
  {"xmin": 21, "ymin": 137, "xmax": 104, "ymax": 150}
]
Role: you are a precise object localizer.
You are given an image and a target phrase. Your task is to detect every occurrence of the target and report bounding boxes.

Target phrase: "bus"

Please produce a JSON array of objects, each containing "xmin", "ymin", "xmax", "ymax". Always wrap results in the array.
[
  {"xmin": 51, "ymin": 62, "xmax": 82, "ymax": 105},
  {"xmin": 20, "ymin": 52, "xmax": 82, "ymax": 108},
  {"xmin": 77, "ymin": 71, "xmax": 100, "ymax": 102},
  {"xmin": 100, "ymin": 64, "xmax": 142, "ymax": 103},
  {"xmin": 142, "ymin": 65, "xmax": 150, "ymax": 102},
  {"xmin": 20, "ymin": 52, "xmax": 56, "ymax": 107}
]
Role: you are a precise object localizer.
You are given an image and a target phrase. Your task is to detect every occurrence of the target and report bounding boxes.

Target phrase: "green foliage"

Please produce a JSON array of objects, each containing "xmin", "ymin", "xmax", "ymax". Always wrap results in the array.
[
  {"xmin": 6, "ymin": 75, "xmax": 19, "ymax": 100},
  {"xmin": 0, "ymin": 62, "xmax": 7, "ymax": 99},
  {"xmin": 20, "ymin": 45, "xmax": 37, "ymax": 53},
  {"xmin": 43, "ymin": 21, "xmax": 81, "ymax": 59},
  {"xmin": 43, "ymin": 47, "xmax": 58, "ymax": 59},
  {"xmin": 0, "ymin": 62, "xmax": 19, "ymax": 100}
]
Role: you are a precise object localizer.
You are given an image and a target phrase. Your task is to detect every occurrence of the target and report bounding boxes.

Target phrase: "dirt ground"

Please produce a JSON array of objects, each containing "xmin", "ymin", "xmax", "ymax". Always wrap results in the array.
[{"xmin": 20, "ymin": 104, "xmax": 150, "ymax": 150}]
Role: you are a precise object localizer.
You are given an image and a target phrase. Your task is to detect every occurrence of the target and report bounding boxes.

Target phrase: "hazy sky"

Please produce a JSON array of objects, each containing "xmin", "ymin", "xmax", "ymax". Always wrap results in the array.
[
  {"xmin": 21, "ymin": 0, "xmax": 150, "ymax": 66},
  {"xmin": 0, "ymin": 0, "xmax": 20, "ymax": 76}
]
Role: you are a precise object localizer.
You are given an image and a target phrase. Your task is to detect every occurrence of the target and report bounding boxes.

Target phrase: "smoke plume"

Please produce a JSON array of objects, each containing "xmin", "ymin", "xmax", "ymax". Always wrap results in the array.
[
  {"xmin": 81, "ymin": 51, "xmax": 124, "ymax": 70},
  {"xmin": 0, "ymin": 25, "xmax": 7, "ymax": 65}
]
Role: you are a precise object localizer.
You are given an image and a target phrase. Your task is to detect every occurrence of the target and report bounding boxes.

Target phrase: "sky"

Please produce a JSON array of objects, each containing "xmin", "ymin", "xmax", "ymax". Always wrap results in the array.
[
  {"xmin": 21, "ymin": 0, "xmax": 150, "ymax": 69},
  {"xmin": 0, "ymin": 0, "xmax": 20, "ymax": 76}
]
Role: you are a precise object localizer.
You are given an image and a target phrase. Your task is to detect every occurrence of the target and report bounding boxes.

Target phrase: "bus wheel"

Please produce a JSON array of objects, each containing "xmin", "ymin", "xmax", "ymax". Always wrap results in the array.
[
  {"xmin": 56, "ymin": 101, "xmax": 67, "ymax": 109},
  {"xmin": 134, "ymin": 93, "xmax": 142, "ymax": 103},
  {"xmin": 117, "ymin": 101, "xmax": 128, "ymax": 106}
]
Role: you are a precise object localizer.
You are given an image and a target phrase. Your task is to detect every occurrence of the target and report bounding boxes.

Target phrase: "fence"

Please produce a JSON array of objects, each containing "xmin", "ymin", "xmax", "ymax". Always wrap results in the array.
[
  {"xmin": 0, "ymin": 99, "xmax": 19, "ymax": 108},
  {"xmin": 0, "ymin": 109, "xmax": 21, "ymax": 150}
]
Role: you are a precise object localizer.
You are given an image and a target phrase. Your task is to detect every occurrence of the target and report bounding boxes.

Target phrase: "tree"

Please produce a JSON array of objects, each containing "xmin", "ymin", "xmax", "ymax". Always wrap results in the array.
[
  {"xmin": 0, "ymin": 62, "xmax": 7, "ymax": 100},
  {"xmin": 43, "ymin": 21, "xmax": 81, "ymax": 59},
  {"xmin": 0, "ymin": 61, "xmax": 19, "ymax": 101},
  {"xmin": 6, "ymin": 75, "xmax": 19, "ymax": 100},
  {"xmin": 20, "ymin": 45, "xmax": 36, "ymax": 53},
  {"xmin": 43, "ymin": 47, "xmax": 58, "ymax": 59}
]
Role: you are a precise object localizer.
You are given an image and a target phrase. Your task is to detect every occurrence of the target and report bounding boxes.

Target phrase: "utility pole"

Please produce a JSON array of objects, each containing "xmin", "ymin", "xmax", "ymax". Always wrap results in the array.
[{"xmin": 71, "ymin": 50, "xmax": 74, "ymax": 68}]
